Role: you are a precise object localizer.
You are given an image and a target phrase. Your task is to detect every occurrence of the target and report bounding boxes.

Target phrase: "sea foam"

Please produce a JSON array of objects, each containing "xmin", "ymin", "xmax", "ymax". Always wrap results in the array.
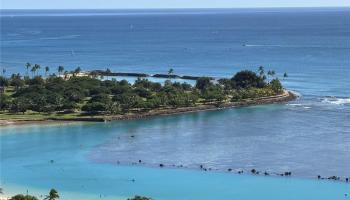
[{"xmin": 321, "ymin": 97, "xmax": 350, "ymax": 105}]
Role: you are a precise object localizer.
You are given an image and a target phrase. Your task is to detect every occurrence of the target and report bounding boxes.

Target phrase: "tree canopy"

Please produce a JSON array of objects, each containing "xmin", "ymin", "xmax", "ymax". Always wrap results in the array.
[{"xmin": 0, "ymin": 66, "xmax": 285, "ymax": 115}]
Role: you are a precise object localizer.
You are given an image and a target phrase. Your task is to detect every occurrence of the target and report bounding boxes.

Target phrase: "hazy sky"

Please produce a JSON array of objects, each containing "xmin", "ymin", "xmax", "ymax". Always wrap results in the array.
[{"xmin": 1, "ymin": 0, "xmax": 350, "ymax": 9}]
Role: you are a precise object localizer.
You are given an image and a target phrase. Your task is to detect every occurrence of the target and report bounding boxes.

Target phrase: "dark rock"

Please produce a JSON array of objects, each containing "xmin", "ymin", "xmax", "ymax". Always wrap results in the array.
[{"xmin": 152, "ymin": 74, "xmax": 180, "ymax": 79}]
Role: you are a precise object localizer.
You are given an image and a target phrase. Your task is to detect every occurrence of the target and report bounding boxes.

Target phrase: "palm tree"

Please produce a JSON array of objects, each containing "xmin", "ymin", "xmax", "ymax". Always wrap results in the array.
[
  {"xmin": 45, "ymin": 66, "xmax": 50, "ymax": 77},
  {"xmin": 267, "ymin": 70, "xmax": 271, "ymax": 82},
  {"xmin": 58, "ymin": 66, "xmax": 64, "ymax": 76},
  {"xmin": 258, "ymin": 66, "xmax": 265, "ymax": 79},
  {"xmin": 30, "ymin": 66, "xmax": 36, "ymax": 78},
  {"xmin": 25, "ymin": 62, "xmax": 31, "ymax": 76},
  {"xmin": 44, "ymin": 189, "xmax": 59, "ymax": 200},
  {"xmin": 168, "ymin": 68, "xmax": 174, "ymax": 76},
  {"xmin": 106, "ymin": 68, "xmax": 111, "ymax": 80},
  {"xmin": 2, "ymin": 68, "xmax": 5, "ymax": 76},
  {"xmin": 271, "ymin": 70, "xmax": 276, "ymax": 78},
  {"xmin": 33, "ymin": 64, "xmax": 40, "ymax": 76},
  {"xmin": 168, "ymin": 68, "xmax": 174, "ymax": 81},
  {"xmin": 267, "ymin": 70, "xmax": 276, "ymax": 82}
]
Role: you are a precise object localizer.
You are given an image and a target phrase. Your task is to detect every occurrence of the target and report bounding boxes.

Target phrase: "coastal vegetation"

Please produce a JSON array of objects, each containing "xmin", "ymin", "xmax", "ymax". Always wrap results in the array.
[
  {"xmin": 5, "ymin": 189, "xmax": 151, "ymax": 200},
  {"xmin": 0, "ymin": 64, "xmax": 287, "ymax": 122},
  {"xmin": 8, "ymin": 189, "xmax": 58, "ymax": 200}
]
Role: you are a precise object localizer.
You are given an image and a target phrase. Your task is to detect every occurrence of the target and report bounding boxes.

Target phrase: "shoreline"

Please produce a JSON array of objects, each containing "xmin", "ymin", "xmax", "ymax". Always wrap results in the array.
[{"xmin": 0, "ymin": 90, "xmax": 296, "ymax": 127}]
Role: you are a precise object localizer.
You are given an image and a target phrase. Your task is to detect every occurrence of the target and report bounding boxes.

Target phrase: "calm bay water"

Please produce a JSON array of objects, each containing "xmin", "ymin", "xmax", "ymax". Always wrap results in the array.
[{"xmin": 1, "ymin": 8, "xmax": 350, "ymax": 199}]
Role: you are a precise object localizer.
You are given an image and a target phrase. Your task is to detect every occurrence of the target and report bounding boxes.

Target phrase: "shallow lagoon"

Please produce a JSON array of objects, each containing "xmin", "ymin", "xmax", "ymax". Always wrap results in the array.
[
  {"xmin": 3, "ymin": 165, "xmax": 350, "ymax": 200},
  {"xmin": 1, "ymin": 106, "xmax": 350, "ymax": 199}
]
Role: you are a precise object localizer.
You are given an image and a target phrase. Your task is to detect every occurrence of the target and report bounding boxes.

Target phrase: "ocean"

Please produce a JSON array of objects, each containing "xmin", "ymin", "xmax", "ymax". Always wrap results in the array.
[{"xmin": 1, "ymin": 8, "xmax": 350, "ymax": 199}]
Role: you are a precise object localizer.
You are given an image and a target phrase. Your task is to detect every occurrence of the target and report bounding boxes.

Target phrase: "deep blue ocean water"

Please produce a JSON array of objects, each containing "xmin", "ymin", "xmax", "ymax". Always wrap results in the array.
[{"xmin": 1, "ymin": 8, "xmax": 350, "ymax": 199}]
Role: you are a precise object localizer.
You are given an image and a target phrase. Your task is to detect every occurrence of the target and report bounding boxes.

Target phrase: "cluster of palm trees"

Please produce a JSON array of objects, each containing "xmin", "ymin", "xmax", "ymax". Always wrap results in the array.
[
  {"xmin": 7, "ymin": 189, "xmax": 59, "ymax": 200},
  {"xmin": 258, "ymin": 66, "xmax": 288, "ymax": 82},
  {"xmin": 24, "ymin": 63, "xmax": 66, "ymax": 78}
]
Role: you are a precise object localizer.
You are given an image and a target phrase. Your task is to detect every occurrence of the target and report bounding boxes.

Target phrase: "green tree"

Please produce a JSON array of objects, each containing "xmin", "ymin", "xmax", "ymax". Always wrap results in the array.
[
  {"xmin": 0, "ymin": 93, "xmax": 10, "ymax": 110},
  {"xmin": 0, "ymin": 76, "xmax": 9, "ymax": 87},
  {"xmin": 232, "ymin": 70, "xmax": 265, "ymax": 89},
  {"xmin": 9, "ymin": 194, "xmax": 38, "ymax": 200},
  {"xmin": 217, "ymin": 78, "xmax": 232, "ymax": 91},
  {"xmin": 82, "ymin": 102, "xmax": 106, "ymax": 113},
  {"xmin": 44, "ymin": 189, "xmax": 59, "ymax": 200},
  {"xmin": 10, "ymin": 97, "xmax": 29, "ymax": 114},
  {"xmin": 269, "ymin": 78, "xmax": 283, "ymax": 94},
  {"xmin": 134, "ymin": 87, "xmax": 151, "ymax": 98},
  {"xmin": 27, "ymin": 76, "xmax": 44, "ymax": 86},
  {"xmin": 64, "ymin": 87, "xmax": 84, "ymax": 102},
  {"xmin": 10, "ymin": 74, "xmax": 25, "ymax": 91},
  {"xmin": 106, "ymin": 102, "xmax": 121, "ymax": 114},
  {"xmin": 201, "ymin": 85, "xmax": 225, "ymax": 102},
  {"xmin": 195, "ymin": 77, "xmax": 212, "ymax": 91}
]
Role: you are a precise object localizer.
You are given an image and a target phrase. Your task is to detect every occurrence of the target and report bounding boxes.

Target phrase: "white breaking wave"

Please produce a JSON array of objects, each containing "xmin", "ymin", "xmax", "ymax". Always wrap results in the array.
[
  {"xmin": 244, "ymin": 44, "xmax": 330, "ymax": 48},
  {"xmin": 286, "ymin": 103, "xmax": 312, "ymax": 110},
  {"xmin": 321, "ymin": 97, "xmax": 350, "ymax": 105},
  {"xmin": 289, "ymin": 90, "xmax": 302, "ymax": 98},
  {"xmin": 39, "ymin": 34, "xmax": 80, "ymax": 40}
]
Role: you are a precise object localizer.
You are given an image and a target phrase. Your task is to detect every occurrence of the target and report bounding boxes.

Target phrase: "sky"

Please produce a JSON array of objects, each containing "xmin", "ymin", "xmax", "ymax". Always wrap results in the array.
[{"xmin": 1, "ymin": 0, "xmax": 350, "ymax": 9}]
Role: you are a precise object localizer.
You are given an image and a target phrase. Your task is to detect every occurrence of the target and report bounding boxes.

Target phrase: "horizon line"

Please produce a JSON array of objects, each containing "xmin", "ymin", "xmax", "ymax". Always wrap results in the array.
[{"xmin": 1, "ymin": 6, "xmax": 350, "ymax": 10}]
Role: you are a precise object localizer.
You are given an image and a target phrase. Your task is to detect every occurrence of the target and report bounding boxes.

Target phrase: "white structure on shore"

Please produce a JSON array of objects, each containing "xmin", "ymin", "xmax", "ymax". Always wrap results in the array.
[{"xmin": 58, "ymin": 71, "xmax": 91, "ymax": 79}]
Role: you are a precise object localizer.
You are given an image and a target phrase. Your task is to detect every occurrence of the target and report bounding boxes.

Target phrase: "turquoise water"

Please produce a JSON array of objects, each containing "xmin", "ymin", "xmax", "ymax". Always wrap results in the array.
[
  {"xmin": 1, "ymin": 123, "xmax": 349, "ymax": 199},
  {"xmin": 1, "ymin": 8, "xmax": 350, "ymax": 199}
]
